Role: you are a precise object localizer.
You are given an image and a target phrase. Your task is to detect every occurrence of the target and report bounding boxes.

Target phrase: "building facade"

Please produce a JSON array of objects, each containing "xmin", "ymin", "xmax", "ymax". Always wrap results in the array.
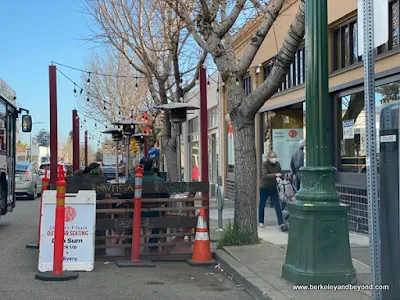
[{"xmin": 223, "ymin": 0, "xmax": 400, "ymax": 232}]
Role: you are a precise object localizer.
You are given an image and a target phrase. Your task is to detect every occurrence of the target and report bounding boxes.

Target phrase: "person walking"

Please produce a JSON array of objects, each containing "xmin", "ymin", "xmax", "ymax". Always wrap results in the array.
[
  {"xmin": 290, "ymin": 139, "xmax": 305, "ymax": 191},
  {"xmin": 259, "ymin": 151, "xmax": 287, "ymax": 232}
]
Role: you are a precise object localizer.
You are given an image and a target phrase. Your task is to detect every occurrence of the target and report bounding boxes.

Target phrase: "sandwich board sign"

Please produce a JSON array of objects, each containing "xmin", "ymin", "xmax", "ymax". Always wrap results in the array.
[{"xmin": 38, "ymin": 190, "xmax": 96, "ymax": 272}]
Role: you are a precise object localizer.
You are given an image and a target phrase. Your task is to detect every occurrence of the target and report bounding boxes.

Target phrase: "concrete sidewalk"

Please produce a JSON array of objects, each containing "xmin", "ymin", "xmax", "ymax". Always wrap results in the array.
[{"xmin": 210, "ymin": 206, "xmax": 372, "ymax": 300}]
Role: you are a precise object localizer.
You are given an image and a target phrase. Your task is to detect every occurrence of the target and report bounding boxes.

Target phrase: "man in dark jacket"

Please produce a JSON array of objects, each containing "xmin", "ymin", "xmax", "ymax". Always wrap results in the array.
[
  {"xmin": 124, "ymin": 157, "xmax": 169, "ymax": 248},
  {"xmin": 290, "ymin": 139, "xmax": 305, "ymax": 191},
  {"xmin": 260, "ymin": 151, "xmax": 287, "ymax": 231}
]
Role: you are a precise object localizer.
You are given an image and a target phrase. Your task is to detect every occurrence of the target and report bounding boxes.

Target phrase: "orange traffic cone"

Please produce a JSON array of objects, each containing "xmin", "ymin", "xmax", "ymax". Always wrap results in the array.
[{"xmin": 187, "ymin": 208, "xmax": 217, "ymax": 266}]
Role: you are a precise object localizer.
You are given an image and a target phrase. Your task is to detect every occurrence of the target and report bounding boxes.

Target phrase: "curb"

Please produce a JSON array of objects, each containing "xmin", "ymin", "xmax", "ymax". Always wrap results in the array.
[{"xmin": 215, "ymin": 250, "xmax": 290, "ymax": 300}]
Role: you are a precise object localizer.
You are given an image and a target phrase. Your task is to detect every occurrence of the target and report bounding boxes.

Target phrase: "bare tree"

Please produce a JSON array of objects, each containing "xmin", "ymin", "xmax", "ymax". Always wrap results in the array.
[
  {"xmin": 81, "ymin": 0, "xmax": 207, "ymax": 181},
  {"xmin": 167, "ymin": 0, "xmax": 305, "ymax": 241},
  {"xmin": 77, "ymin": 46, "xmax": 152, "ymax": 124}
]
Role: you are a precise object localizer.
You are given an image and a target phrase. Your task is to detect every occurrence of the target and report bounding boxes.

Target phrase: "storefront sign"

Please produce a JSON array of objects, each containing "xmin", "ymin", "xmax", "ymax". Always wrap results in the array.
[
  {"xmin": 272, "ymin": 129, "xmax": 304, "ymax": 171},
  {"xmin": 343, "ymin": 120, "xmax": 355, "ymax": 140},
  {"xmin": 38, "ymin": 190, "xmax": 96, "ymax": 272}
]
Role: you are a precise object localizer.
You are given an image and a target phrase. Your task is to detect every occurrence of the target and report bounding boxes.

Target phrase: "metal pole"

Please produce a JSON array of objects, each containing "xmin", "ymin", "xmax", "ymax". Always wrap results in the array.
[
  {"xmin": 282, "ymin": 0, "xmax": 355, "ymax": 284},
  {"xmin": 199, "ymin": 66, "xmax": 209, "ymax": 222},
  {"xmin": 84, "ymin": 131, "xmax": 88, "ymax": 167},
  {"xmin": 72, "ymin": 110, "xmax": 79, "ymax": 171},
  {"xmin": 126, "ymin": 136, "xmax": 130, "ymax": 179},
  {"xmin": 49, "ymin": 66, "xmax": 58, "ymax": 188},
  {"xmin": 362, "ymin": 0, "xmax": 382, "ymax": 298},
  {"xmin": 176, "ymin": 129, "xmax": 181, "ymax": 182},
  {"xmin": 115, "ymin": 141, "xmax": 119, "ymax": 183},
  {"xmin": 29, "ymin": 131, "xmax": 32, "ymax": 162}
]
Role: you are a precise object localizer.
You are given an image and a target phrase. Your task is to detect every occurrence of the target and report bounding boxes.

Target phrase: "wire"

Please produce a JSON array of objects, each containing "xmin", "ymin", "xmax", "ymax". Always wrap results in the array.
[{"xmin": 53, "ymin": 61, "xmax": 197, "ymax": 80}]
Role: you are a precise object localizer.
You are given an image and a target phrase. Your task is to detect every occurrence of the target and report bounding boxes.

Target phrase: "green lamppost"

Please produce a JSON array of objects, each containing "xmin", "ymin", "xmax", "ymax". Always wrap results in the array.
[{"xmin": 282, "ymin": 0, "xmax": 356, "ymax": 284}]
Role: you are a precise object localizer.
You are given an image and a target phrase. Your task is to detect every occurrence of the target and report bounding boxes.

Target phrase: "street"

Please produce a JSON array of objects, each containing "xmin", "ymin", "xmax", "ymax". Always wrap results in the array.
[{"xmin": 0, "ymin": 198, "xmax": 252, "ymax": 300}]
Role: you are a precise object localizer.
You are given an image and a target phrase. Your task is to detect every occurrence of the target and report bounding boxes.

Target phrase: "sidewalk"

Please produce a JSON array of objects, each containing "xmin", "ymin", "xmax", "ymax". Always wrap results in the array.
[{"xmin": 210, "ymin": 205, "xmax": 372, "ymax": 300}]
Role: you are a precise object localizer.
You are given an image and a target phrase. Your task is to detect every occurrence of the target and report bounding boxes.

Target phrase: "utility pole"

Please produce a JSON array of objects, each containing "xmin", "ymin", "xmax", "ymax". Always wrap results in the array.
[
  {"xmin": 49, "ymin": 65, "xmax": 58, "ymax": 188},
  {"xmin": 85, "ymin": 131, "xmax": 88, "ymax": 168},
  {"xmin": 72, "ymin": 109, "xmax": 80, "ymax": 171},
  {"xmin": 282, "ymin": 0, "xmax": 356, "ymax": 284}
]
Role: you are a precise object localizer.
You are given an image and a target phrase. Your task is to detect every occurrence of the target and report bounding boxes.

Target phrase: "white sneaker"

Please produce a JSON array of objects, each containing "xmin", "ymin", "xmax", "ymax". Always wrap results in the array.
[{"xmin": 258, "ymin": 223, "xmax": 264, "ymax": 228}]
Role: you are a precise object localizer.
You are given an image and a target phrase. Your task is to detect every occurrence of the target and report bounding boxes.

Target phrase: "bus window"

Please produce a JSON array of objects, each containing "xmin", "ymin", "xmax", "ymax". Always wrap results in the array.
[{"xmin": 0, "ymin": 119, "xmax": 5, "ymax": 152}]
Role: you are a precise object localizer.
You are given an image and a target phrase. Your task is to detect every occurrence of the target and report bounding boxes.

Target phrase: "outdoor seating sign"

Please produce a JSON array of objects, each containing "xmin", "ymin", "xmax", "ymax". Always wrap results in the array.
[{"xmin": 38, "ymin": 190, "xmax": 96, "ymax": 272}]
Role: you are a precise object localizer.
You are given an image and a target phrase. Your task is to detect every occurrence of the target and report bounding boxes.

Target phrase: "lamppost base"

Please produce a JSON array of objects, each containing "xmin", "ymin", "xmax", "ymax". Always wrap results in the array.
[
  {"xmin": 282, "ymin": 202, "xmax": 356, "ymax": 285},
  {"xmin": 282, "ymin": 167, "xmax": 356, "ymax": 285}
]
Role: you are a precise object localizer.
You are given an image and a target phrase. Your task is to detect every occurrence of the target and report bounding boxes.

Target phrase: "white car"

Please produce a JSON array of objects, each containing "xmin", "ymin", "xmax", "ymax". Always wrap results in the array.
[{"xmin": 38, "ymin": 163, "xmax": 73, "ymax": 179}]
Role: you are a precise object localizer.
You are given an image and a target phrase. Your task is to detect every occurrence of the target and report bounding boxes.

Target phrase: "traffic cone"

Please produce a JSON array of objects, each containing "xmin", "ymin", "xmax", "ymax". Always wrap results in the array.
[{"xmin": 187, "ymin": 208, "xmax": 217, "ymax": 266}]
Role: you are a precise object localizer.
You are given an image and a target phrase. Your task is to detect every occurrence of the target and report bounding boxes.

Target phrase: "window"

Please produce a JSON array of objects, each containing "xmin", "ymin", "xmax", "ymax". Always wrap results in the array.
[
  {"xmin": 188, "ymin": 117, "xmax": 199, "ymax": 134},
  {"xmin": 334, "ymin": 1, "xmax": 400, "ymax": 70},
  {"xmin": 333, "ymin": 20, "xmax": 361, "ymax": 71},
  {"xmin": 263, "ymin": 103, "xmax": 305, "ymax": 171},
  {"xmin": 378, "ymin": 0, "xmax": 400, "ymax": 53},
  {"xmin": 264, "ymin": 47, "xmax": 305, "ymax": 93},
  {"xmin": 338, "ymin": 81, "xmax": 400, "ymax": 173},
  {"xmin": 243, "ymin": 76, "xmax": 252, "ymax": 96},
  {"xmin": 0, "ymin": 119, "xmax": 5, "ymax": 152},
  {"xmin": 207, "ymin": 106, "xmax": 219, "ymax": 129}
]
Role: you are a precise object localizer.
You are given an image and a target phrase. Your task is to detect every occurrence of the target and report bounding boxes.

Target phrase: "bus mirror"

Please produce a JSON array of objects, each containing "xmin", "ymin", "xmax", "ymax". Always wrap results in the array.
[{"xmin": 21, "ymin": 115, "xmax": 32, "ymax": 132}]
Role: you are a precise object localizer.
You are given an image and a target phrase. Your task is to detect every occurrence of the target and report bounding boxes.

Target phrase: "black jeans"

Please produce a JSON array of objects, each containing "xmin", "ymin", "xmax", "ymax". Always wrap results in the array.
[{"xmin": 259, "ymin": 187, "xmax": 284, "ymax": 225}]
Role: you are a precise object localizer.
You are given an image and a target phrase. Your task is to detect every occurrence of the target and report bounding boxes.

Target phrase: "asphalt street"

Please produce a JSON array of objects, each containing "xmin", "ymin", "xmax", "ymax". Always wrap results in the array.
[{"xmin": 0, "ymin": 197, "xmax": 253, "ymax": 300}]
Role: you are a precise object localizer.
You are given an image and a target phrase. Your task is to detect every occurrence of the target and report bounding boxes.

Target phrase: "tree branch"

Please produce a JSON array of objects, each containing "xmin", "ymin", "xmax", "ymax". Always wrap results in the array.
[
  {"xmin": 215, "ymin": 0, "xmax": 247, "ymax": 38},
  {"xmin": 239, "ymin": 0, "xmax": 305, "ymax": 116},
  {"xmin": 237, "ymin": 0, "xmax": 285, "ymax": 76}
]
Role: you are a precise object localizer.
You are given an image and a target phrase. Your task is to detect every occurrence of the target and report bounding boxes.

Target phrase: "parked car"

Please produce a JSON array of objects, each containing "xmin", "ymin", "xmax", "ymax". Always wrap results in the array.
[
  {"xmin": 39, "ymin": 162, "xmax": 73, "ymax": 178},
  {"xmin": 15, "ymin": 162, "xmax": 43, "ymax": 200}
]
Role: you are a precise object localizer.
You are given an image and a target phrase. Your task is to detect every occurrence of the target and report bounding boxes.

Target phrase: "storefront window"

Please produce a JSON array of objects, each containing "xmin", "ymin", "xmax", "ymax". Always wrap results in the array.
[
  {"xmin": 263, "ymin": 103, "xmax": 304, "ymax": 171},
  {"xmin": 190, "ymin": 135, "xmax": 199, "ymax": 181},
  {"xmin": 227, "ymin": 123, "xmax": 234, "ymax": 172},
  {"xmin": 339, "ymin": 81, "xmax": 400, "ymax": 173}
]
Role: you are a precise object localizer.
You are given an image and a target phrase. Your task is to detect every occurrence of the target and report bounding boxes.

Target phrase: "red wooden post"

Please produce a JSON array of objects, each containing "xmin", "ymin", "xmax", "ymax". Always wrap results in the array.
[
  {"xmin": 53, "ymin": 165, "xmax": 66, "ymax": 275},
  {"xmin": 72, "ymin": 109, "xmax": 80, "ymax": 171},
  {"xmin": 199, "ymin": 66, "xmax": 209, "ymax": 223},
  {"xmin": 49, "ymin": 66, "xmax": 58, "ymax": 188},
  {"xmin": 85, "ymin": 131, "xmax": 88, "ymax": 167}
]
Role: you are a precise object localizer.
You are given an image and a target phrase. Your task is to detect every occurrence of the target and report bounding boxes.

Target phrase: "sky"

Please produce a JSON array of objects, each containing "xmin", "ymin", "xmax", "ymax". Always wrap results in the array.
[{"xmin": 0, "ymin": 0, "xmax": 101, "ymax": 149}]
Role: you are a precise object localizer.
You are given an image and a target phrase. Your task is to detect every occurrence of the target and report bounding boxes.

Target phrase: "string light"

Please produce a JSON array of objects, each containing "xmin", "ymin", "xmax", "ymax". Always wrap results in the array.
[
  {"xmin": 135, "ymin": 77, "xmax": 138, "ymax": 90},
  {"xmin": 236, "ymin": 78, "xmax": 240, "ymax": 86},
  {"xmin": 74, "ymin": 84, "xmax": 77, "ymax": 97},
  {"xmin": 87, "ymin": 72, "xmax": 91, "ymax": 85}
]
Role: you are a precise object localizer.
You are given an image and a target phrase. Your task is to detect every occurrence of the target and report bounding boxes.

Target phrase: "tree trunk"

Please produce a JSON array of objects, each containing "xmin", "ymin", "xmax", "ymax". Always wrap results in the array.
[{"xmin": 230, "ymin": 108, "xmax": 259, "ymax": 243}]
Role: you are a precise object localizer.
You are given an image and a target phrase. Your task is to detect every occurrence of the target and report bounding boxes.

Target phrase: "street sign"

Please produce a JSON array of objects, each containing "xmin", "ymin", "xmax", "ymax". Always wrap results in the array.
[
  {"xmin": 357, "ymin": 0, "xmax": 388, "ymax": 56},
  {"xmin": 38, "ymin": 190, "xmax": 96, "ymax": 272}
]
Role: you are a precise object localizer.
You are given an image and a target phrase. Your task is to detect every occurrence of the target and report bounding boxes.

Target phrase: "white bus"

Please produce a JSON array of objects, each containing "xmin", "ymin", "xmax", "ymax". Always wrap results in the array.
[{"xmin": 0, "ymin": 78, "xmax": 32, "ymax": 217}]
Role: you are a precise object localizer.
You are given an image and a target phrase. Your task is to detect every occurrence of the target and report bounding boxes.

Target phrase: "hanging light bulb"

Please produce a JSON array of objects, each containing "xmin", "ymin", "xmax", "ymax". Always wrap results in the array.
[
  {"xmin": 105, "ymin": 125, "xmax": 108, "ymax": 129},
  {"xmin": 87, "ymin": 97, "xmax": 89, "ymax": 102},
  {"xmin": 217, "ymin": 87, "xmax": 220, "ymax": 93},
  {"xmin": 135, "ymin": 77, "xmax": 138, "ymax": 90},
  {"xmin": 131, "ymin": 124, "xmax": 134, "ymax": 129},
  {"xmin": 80, "ymin": 88, "xmax": 83, "ymax": 95},
  {"xmin": 207, "ymin": 78, "xmax": 210, "ymax": 86},
  {"xmin": 95, "ymin": 123, "xmax": 97, "ymax": 128},
  {"xmin": 87, "ymin": 72, "xmax": 91, "ymax": 85},
  {"xmin": 179, "ymin": 96, "xmax": 183, "ymax": 102},
  {"xmin": 103, "ymin": 105, "xmax": 106, "ymax": 110},
  {"xmin": 84, "ymin": 119, "xmax": 86, "ymax": 123},
  {"xmin": 118, "ymin": 111, "xmax": 121, "ymax": 116},
  {"xmin": 74, "ymin": 84, "xmax": 77, "ymax": 97},
  {"xmin": 236, "ymin": 78, "xmax": 239, "ymax": 86}
]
